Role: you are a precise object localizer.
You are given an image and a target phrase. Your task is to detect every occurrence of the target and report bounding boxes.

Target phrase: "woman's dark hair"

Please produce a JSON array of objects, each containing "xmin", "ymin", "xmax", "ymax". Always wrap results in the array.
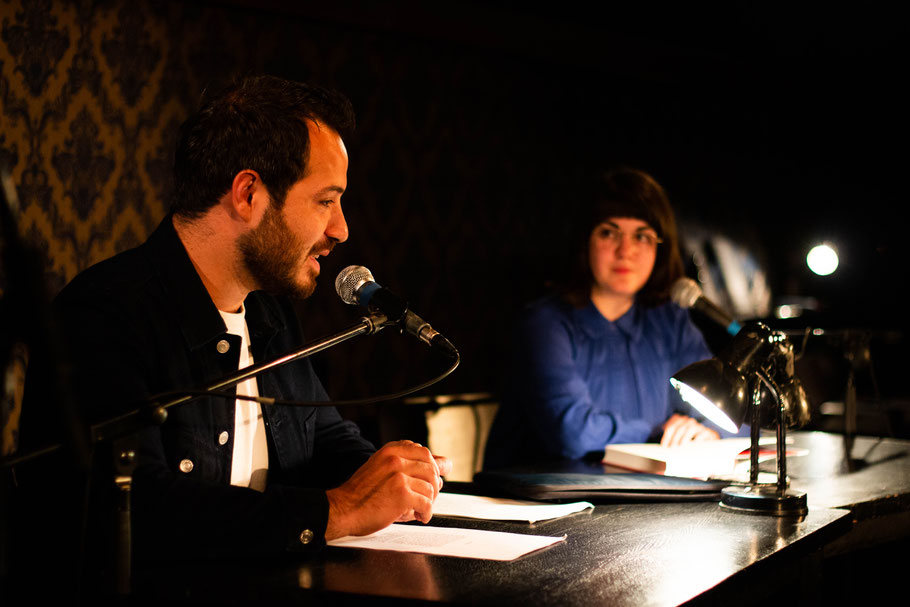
[
  {"xmin": 172, "ymin": 74, "xmax": 355, "ymax": 220},
  {"xmin": 563, "ymin": 166, "xmax": 685, "ymax": 308}
]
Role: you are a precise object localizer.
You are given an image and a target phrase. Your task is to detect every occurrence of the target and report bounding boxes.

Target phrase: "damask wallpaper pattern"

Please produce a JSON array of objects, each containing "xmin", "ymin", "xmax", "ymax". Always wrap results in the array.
[
  {"xmin": 0, "ymin": 0, "xmax": 562, "ymax": 422},
  {"xmin": 1, "ymin": 0, "xmax": 245, "ymax": 292}
]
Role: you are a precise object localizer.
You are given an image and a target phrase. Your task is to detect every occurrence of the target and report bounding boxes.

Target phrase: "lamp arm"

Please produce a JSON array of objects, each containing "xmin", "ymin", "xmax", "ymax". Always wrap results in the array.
[
  {"xmin": 769, "ymin": 332, "xmax": 811, "ymax": 427},
  {"xmin": 756, "ymin": 369, "xmax": 789, "ymax": 491}
]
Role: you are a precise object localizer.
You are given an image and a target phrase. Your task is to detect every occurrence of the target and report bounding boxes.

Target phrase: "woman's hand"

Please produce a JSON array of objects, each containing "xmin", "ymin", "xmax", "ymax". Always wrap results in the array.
[{"xmin": 660, "ymin": 414, "xmax": 720, "ymax": 447}]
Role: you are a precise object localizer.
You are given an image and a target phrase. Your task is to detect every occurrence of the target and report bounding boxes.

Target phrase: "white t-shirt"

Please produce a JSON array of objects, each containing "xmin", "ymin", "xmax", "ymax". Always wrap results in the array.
[{"xmin": 219, "ymin": 305, "xmax": 268, "ymax": 492}]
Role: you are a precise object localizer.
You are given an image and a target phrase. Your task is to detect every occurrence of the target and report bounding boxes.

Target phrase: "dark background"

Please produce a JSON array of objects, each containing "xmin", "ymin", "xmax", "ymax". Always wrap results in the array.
[
  {"xmin": 284, "ymin": 2, "xmax": 910, "ymax": 437},
  {"xmin": 2, "ymin": 1, "xmax": 908, "ymax": 443}
]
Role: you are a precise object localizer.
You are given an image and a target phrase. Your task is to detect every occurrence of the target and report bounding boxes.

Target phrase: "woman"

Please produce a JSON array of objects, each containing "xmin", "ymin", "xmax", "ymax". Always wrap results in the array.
[{"xmin": 484, "ymin": 167, "xmax": 732, "ymax": 469}]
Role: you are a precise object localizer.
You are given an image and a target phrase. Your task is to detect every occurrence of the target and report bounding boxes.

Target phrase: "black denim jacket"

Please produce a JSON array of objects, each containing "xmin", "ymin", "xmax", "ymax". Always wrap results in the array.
[{"xmin": 38, "ymin": 216, "xmax": 374, "ymax": 562}]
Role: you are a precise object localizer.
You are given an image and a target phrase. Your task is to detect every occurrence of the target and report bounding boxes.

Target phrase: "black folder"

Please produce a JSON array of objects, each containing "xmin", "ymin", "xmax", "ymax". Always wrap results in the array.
[{"xmin": 474, "ymin": 467, "xmax": 728, "ymax": 502}]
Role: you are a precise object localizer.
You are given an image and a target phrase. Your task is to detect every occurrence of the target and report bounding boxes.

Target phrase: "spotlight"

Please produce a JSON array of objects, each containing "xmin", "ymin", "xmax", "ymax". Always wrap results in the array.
[{"xmin": 807, "ymin": 243, "xmax": 838, "ymax": 276}]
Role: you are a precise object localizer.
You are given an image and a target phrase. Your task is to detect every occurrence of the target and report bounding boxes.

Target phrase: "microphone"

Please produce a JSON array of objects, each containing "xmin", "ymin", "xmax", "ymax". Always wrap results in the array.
[
  {"xmin": 335, "ymin": 265, "xmax": 458, "ymax": 359},
  {"xmin": 670, "ymin": 277, "xmax": 742, "ymax": 336}
]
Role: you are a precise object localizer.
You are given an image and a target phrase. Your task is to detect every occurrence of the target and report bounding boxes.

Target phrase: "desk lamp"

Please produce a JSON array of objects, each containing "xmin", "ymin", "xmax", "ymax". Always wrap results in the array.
[{"xmin": 670, "ymin": 322, "xmax": 811, "ymax": 515}]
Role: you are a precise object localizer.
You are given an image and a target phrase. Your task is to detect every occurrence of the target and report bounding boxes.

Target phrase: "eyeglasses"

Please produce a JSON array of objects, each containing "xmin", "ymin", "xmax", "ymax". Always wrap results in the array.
[{"xmin": 592, "ymin": 226, "xmax": 663, "ymax": 249}]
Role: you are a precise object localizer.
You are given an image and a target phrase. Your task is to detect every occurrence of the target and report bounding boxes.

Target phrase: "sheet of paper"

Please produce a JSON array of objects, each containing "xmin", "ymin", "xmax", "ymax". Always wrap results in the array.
[
  {"xmin": 432, "ymin": 492, "xmax": 593, "ymax": 523},
  {"xmin": 327, "ymin": 524, "xmax": 565, "ymax": 561}
]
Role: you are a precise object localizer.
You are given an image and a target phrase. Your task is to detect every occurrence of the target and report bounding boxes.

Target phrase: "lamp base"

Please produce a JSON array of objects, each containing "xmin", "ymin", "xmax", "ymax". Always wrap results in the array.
[{"xmin": 720, "ymin": 485, "xmax": 808, "ymax": 516}]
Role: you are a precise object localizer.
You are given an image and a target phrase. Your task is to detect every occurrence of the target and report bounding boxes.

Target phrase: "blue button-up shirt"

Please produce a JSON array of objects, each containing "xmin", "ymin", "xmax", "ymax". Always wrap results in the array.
[{"xmin": 485, "ymin": 295, "xmax": 726, "ymax": 468}]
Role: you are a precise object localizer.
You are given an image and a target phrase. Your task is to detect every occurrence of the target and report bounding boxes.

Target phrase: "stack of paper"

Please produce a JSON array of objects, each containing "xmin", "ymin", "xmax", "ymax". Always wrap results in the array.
[
  {"xmin": 328, "ymin": 524, "xmax": 566, "ymax": 561},
  {"xmin": 431, "ymin": 492, "xmax": 593, "ymax": 523},
  {"xmin": 326, "ymin": 493, "xmax": 589, "ymax": 560}
]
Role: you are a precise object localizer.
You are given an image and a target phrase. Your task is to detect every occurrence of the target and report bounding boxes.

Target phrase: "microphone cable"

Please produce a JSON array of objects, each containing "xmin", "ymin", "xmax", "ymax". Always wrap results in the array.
[{"xmin": 147, "ymin": 350, "xmax": 460, "ymax": 409}]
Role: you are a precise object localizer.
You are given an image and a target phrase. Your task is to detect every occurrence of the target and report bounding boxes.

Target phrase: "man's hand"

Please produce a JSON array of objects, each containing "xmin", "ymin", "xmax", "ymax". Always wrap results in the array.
[
  {"xmin": 660, "ymin": 414, "xmax": 720, "ymax": 447},
  {"xmin": 324, "ymin": 440, "xmax": 453, "ymax": 540}
]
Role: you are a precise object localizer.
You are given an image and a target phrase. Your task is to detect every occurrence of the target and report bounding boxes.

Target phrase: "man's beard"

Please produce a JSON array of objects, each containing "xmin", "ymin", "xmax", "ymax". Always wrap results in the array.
[{"xmin": 237, "ymin": 203, "xmax": 323, "ymax": 301}]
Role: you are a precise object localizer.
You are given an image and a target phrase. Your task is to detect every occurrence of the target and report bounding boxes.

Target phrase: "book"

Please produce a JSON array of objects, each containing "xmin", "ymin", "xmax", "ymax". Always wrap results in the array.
[{"xmin": 602, "ymin": 437, "xmax": 784, "ymax": 480}]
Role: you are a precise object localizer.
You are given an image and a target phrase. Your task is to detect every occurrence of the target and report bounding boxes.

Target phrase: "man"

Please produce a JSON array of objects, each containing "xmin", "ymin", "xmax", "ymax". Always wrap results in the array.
[{"xmin": 21, "ymin": 75, "xmax": 451, "ymax": 567}]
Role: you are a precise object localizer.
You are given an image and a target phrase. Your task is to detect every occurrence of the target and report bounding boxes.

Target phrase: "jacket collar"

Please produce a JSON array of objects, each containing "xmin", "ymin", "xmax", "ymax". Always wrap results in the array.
[{"xmin": 140, "ymin": 215, "xmax": 285, "ymax": 351}]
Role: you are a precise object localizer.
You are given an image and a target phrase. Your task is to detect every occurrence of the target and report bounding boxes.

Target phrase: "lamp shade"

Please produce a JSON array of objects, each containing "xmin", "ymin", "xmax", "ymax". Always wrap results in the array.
[
  {"xmin": 670, "ymin": 359, "xmax": 748, "ymax": 434},
  {"xmin": 671, "ymin": 322, "xmax": 812, "ymax": 434}
]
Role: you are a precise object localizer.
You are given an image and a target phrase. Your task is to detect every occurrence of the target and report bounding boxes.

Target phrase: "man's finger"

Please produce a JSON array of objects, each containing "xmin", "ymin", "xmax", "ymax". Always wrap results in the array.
[{"xmin": 434, "ymin": 455, "xmax": 453, "ymax": 478}]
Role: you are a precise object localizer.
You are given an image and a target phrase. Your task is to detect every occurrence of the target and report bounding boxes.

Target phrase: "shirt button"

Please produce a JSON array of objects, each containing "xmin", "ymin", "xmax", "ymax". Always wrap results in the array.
[
  {"xmin": 216, "ymin": 339, "xmax": 230, "ymax": 354},
  {"xmin": 218, "ymin": 431, "xmax": 229, "ymax": 445},
  {"xmin": 179, "ymin": 459, "xmax": 194, "ymax": 473},
  {"xmin": 299, "ymin": 529, "xmax": 314, "ymax": 545}
]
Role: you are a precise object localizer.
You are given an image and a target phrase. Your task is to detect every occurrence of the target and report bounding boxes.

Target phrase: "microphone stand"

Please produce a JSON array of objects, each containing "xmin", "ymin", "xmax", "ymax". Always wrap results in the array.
[{"xmin": 3, "ymin": 311, "xmax": 390, "ymax": 598}]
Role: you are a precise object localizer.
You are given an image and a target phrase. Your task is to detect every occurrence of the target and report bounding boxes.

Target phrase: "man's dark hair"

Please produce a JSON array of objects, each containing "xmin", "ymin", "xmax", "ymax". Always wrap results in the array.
[
  {"xmin": 172, "ymin": 74, "xmax": 355, "ymax": 219},
  {"xmin": 563, "ymin": 166, "xmax": 685, "ymax": 308}
]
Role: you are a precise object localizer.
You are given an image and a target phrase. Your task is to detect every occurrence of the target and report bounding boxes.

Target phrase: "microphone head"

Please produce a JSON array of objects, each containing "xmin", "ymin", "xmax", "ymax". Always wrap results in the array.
[
  {"xmin": 335, "ymin": 265, "xmax": 375, "ymax": 305},
  {"xmin": 670, "ymin": 277, "xmax": 703, "ymax": 309}
]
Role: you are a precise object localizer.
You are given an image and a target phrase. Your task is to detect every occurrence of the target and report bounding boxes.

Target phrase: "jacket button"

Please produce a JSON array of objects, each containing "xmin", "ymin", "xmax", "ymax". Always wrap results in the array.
[
  {"xmin": 179, "ymin": 459, "xmax": 194, "ymax": 473},
  {"xmin": 218, "ymin": 431, "xmax": 229, "ymax": 445},
  {"xmin": 216, "ymin": 339, "xmax": 230, "ymax": 354},
  {"xmin": 299, "ymin": 529, "xmax": 314, "ymax": 545}
]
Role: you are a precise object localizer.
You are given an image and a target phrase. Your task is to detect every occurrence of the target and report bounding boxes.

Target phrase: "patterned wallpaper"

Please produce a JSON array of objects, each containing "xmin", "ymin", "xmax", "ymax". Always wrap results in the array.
[
  {"xmin": 0, "ymin": 0, "xmax": 582, "ymax": 440},
  {"xmin": 3, "ymin": 0, "xmax": 175, "ymax": 290}
]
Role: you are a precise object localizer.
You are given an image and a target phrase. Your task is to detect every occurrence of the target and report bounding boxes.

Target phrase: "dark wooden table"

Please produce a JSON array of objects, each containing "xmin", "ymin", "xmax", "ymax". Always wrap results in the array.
[
  {"xmin": 790, "ymin": 431, "xmax": 910, "ymax": 535},
  {"xmin": 791, "ymin": 432, "xmax": 910, "ymax": 511},
  {"xmin": 130, "ymin": 430, "xmax": 910, "ymax": 606},
  {"xmin": 135, "ymin": 502, "xmax": 849, "ymax": 606}
]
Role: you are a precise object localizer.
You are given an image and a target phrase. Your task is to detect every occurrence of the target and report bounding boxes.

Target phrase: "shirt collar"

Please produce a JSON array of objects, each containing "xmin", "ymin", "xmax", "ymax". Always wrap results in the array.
[{"xmin": 573, "ymin": 299, "xmax": 644, "ymax": 342}]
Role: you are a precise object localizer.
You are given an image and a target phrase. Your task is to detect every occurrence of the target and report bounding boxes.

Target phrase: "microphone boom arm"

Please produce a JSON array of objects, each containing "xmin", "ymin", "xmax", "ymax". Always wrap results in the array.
[
  {"xmin": 2, "ymin": 311, "xmax": 391, "ymax": 465},
  {"xmin": 90, "ymin": 312, "xmax": 390, "ymax": 444}
]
